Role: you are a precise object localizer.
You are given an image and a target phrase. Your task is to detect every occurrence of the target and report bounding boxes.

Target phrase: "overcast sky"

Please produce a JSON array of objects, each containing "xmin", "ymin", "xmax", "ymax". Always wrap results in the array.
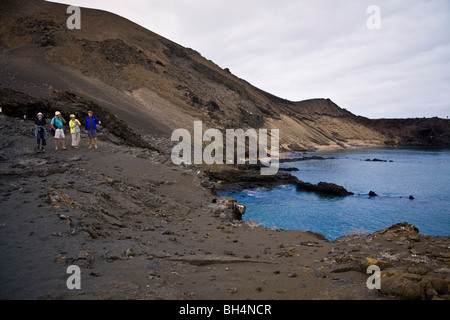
[{"xmin": 50, "ymin": 0, "xmax": 450, "ymax": 119}]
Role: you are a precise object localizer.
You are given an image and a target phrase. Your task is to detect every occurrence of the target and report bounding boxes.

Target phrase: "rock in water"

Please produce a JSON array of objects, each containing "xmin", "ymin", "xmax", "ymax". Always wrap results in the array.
[{"xmin": 296, "ymin": 181, "xmax": 354, "ymax": 196}]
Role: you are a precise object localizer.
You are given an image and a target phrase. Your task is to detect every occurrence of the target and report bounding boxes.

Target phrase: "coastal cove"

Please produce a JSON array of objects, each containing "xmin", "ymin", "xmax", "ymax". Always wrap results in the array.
[
  {"xmin": 1, "ymin": 0, "xmax": 450, "ymax": 301},
  {"xmin": 220, "ymin": 147, "xmax": 450, "ymax": 240}
]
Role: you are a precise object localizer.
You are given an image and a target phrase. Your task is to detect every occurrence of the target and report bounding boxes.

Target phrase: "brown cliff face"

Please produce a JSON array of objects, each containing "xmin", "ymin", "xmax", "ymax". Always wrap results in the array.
[
  {"xmin": 0, "ymin": 1, "xmax": 448, "ymax": 150},
  {"xmin": 361, "ymin": 117, "xmax": 450, "ymax": 146}
]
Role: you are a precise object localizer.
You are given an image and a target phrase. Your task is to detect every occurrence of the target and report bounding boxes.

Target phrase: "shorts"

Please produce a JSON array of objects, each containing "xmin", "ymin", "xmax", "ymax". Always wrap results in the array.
[
  {"xmin": 88, "ymin": 129, "xmax": 97, "ymax": 139},
  {"xmin": 54, "ymin": 128, "xmax": 65, "ymax": 139}
]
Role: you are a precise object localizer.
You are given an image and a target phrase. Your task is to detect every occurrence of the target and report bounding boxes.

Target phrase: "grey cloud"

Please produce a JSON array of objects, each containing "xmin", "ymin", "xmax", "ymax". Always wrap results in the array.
[{"xmin": 49, "ymin": 0, "xmax": 450, "ymax": 118}]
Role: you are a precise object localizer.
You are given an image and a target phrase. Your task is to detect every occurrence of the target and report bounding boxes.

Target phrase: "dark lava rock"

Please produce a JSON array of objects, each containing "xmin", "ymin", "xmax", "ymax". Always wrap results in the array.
[
  {"xmin": 205, "ymin": 169, "xmax": 298, "ymax": 189},
  {"xmin": 279, "ymin": 167, "xmax": 300, "ymax": 172},
  {"xmin": 207, "ymin": 166, "xmax": 354, "ymax": 197},
  {"xmin": 280, "ymin": 156, "xmax": 328, "ymax": 163},
  {"xmin": 365, "ymin": 158, "xmax": 388, "ymax": 162},
  {"xmin": 296, "ymin": 181, "xmax": 354, "ymax": 197},
  {"xmin": 370, "ymin": 222, "xmax": 419, "ymax": 238}
]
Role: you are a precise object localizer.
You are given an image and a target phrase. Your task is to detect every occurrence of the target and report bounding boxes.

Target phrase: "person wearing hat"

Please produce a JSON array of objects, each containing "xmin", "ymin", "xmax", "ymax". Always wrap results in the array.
[
  {"xmin": 50, "ymin": 111, "xmax": 67, "ymax": 151},
  {"xmin": 85, "ymin": 110, "xmax": 101, "ymax": 149},
  {"xmin": 69, "ymin": 114, "xmax": 82, "ymax": 149},
  {"xmin": 34, "ymin": 112, "xmax": 47, "ymax": 152}
]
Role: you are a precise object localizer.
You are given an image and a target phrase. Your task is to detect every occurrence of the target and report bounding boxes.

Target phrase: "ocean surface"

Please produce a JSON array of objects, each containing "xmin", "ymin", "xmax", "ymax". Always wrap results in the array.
[{"xmin": 220, "ymin": 147, "xmax": 450, "ymax": 240}]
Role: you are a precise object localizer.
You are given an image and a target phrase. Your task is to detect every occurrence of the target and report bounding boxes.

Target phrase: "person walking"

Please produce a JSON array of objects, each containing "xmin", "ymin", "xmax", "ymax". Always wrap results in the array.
[
  {"xmin": 85, "ymin": 110, "xmax": 101, "ymax": 149},
  {"xmin": 50, "ymin": 111, "xmax": 67, "ymax": 151},
  {"xmin": 69, "ymin": 114, "xmax": 82, "ymax": 149},
  {"xmin": 34, "ymin": 112, "xmax": 47, "ymax": 152}
]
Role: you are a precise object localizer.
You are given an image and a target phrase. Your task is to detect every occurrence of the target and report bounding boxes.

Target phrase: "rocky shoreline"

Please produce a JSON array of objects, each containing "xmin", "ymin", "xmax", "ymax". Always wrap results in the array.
[
  {"xmin": 204, "ymin": 163, "xmax": 354, "ymax": 197},
  {"xmin": 0, "ymin": 116, "xmax": 449, "ymax": 300}
]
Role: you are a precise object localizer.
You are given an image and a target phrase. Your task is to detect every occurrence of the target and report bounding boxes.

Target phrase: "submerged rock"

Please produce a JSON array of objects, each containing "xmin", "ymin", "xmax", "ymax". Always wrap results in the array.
[
  {"xmin": 279, "ymin": 167, "xmax": 300, "ymax": 172},
  {"xmin": 280, "ymin": 155, "xmax": 328, "ymax": 163},
  {"xmin": 365, "ymin": 158, "xmax": 388, "ymax": 162}
]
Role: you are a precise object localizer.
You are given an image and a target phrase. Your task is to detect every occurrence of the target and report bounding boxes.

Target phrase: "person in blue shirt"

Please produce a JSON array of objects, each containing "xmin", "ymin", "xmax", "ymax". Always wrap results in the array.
[
  {"xmin": 50, "ymin": 111, "xmax": 67, "ymax": 151},
  {"xmin": 85, "ymin": 110, "xmax": 102, "ymax": 149}
]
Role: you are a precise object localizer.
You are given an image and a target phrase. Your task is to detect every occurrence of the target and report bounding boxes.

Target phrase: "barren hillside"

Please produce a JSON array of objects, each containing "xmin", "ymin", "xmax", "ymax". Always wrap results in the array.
[{"xmin": 0, "ymin": 0, "xmax": 398, "ymax": 151}]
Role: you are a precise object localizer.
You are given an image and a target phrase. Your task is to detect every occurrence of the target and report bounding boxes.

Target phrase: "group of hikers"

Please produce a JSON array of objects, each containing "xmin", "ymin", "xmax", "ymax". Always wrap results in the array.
[{"xmin": 34, "ymin": 110, "xmax": 101, "ymax": 152}]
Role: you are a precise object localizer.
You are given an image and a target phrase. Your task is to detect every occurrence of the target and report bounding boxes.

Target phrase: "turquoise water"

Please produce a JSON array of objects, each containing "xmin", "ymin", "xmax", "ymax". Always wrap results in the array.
[{"xmin": 220, "ymin": 148, "xmax": 450, "ymax": 240}]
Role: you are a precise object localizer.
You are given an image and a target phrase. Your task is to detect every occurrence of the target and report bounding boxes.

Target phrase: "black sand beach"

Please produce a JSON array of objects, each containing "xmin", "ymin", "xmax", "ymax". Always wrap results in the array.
[{"xmin": 0, "ymin": 117, "xmax": 449, "ymax": 300}]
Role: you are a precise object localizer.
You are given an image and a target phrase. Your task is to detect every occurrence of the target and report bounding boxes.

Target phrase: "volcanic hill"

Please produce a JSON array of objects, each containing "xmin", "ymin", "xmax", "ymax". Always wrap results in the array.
[{"xmin": 1, "ymin": 0, "xmax": 427, "ymax": 151}]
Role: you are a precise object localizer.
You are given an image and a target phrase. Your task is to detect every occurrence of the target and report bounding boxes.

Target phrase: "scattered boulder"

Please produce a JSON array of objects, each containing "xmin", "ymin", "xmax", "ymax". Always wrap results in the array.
[
  {"xmin": 330, "ymin": 221, "xmax": 450, "ymax": 300},
  {"xmin": 380, "ymin": 269, "xmax": 426, "ymax": 300},
  {"xmin": 212, "ymin": 196, "xmax": 246, "ymax": 221},
  {"xmin": 380, "ymin": 268, "xmax": 450, "ymax": 300},
  {"xmin": 76, "ymin": 250, "xmax": 94, "ymax": 269},
  {"xmin": 361, "ymin": 257, "xmax": 394, "ymax": 270},
  {"xmin": 233, "ymin": 202, "xmax": 246, "ymax": 220},
  {"xmin": 369, "ymin": 222, "xmax": 419, "ymax": 239}
]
